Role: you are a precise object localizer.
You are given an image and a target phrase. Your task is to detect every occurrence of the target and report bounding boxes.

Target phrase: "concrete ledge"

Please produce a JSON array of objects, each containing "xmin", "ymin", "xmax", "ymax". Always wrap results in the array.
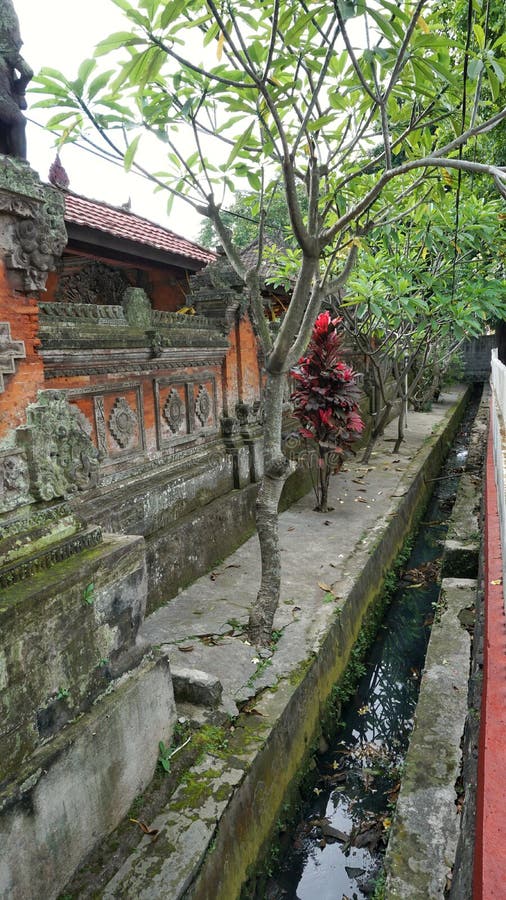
[
  {"xmin": 0, "ymin": 653, "xmax": 176, "ymax": 900},
  {"xmin": 384, "ymin": 578, "xmax": 474, "ymax": 898}
]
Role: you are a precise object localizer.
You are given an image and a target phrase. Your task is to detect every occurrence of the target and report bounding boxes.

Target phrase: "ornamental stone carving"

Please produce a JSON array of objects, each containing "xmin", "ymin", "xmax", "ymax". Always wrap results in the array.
[
  {"xmin": 121, "ymin": 286, "xmax": 152, "ymax": 327},
  {"xmin": 16, "ymin": 390, "xmax": 100, "ymax": 501},
  {"xmin": 0, "ymin": 157, "xmax": 67, "ymax": 292},
  {"xmin": 195, "ymin": 385, "xmax": 211, "ymax": 426},
  {"xmin": 163, "ymin": 389, "xmax": 185, "ymax": 434},
  {"xmin": 0, "ymin": 448, "xmax": 29, "ymax": 512},
  {"xmin": 55, "ymin": 260, "xmax": 128, "ymax": 306},
  {"xmin": 108, "ymin": 397, "xmax": 137, "ymax": 449},
  {"xmin": 0, "ymin": 320, "xmax": 25, "ymax": 391}
]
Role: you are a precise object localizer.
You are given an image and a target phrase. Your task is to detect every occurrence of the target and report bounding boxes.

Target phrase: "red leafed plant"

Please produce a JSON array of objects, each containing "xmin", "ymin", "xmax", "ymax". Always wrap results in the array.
[{"xmin": 290, "ymin": 311, "xmax": 364, "ymax": 512}]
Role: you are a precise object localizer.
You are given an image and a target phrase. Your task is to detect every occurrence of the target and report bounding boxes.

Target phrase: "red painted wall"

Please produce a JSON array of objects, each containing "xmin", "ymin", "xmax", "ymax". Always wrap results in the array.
[{"xmin": 473, "ymin": 408, "xmax": 506, "ymax": 898}]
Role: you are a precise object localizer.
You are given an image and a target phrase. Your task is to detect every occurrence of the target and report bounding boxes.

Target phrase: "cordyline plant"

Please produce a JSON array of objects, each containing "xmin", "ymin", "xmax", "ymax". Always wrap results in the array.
[
  {"xmin": 291, "ymin": 312, "xmax": 364, "ymax": 512},
  {"xmin": 32, "ymin": 0, "xmax": 506, "ymax": 645}
]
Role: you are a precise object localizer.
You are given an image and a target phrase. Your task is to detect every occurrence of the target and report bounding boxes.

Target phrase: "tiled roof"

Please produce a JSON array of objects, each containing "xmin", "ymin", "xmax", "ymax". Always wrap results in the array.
[{"xmin": 63, "ymin": 192, "xmax": 216, "ymax": 266}]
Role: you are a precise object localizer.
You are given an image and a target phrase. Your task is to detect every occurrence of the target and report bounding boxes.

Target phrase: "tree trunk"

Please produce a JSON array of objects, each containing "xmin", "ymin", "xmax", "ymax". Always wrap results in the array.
[
  {"xmin": 362, "ymin": 401, "xmax": 393, "ymax": 463},
  {"xmin": 315, "ymin": 450, "xmax": 331, "ymax": 511},
  {"xmin": 393, "ymin": 399, "xmax": 405, "ymax": 453},
  {"xmin": 248, "ymin": 371, "xmax": 292, "ymax": 647}
]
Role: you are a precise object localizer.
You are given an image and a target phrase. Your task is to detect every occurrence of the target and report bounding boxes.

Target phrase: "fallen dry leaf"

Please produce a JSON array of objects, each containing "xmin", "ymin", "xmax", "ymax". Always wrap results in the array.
[
  {"xmin": 177, "ymin": 645, "xmax": 194, "ymax": 653},
  {"xmin": 318, "ymin": 581, "xmax": 333, "ymax": 592},
  {"xmin": 130, "ymin": 819, "xmax": 160, "ymax": 840}
]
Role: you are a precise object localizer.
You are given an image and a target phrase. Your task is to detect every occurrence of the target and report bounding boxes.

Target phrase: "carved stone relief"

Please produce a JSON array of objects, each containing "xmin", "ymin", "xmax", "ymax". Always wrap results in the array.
[
  {"xmin": 0, "ymin": 448, "xmax": 29, "ymax": 512},
  {"xmin": 108, "ymin": 397, "xmax": 138, "ymax": 449},
  {"xmin": 55, "ymin": 260, "xmax": 128, "ymax": 306},
  {"xmin": 94, "ymin": 396, "xmax": 108, "ymax": 459},
  {"xmin": 16, "ymin": 390, "xmax": 99, "ymax": 501},
  {"xmin": 39, "ymin": 302, "xmax": 127, "ymax": 326},
  {"xmin": 0, "ymin": 320, "xmax": 25, "ymax": 391},
  {"xmin": 0, "ymin": 157, "xmax": 67, "ymax": 292},
  {"xmin": 195, "ymin": 385, "xmax": 212, "ymax": 426},
  {"xmin": 163, "ymin": 388, "xmax": 185, "ymax": 434}
]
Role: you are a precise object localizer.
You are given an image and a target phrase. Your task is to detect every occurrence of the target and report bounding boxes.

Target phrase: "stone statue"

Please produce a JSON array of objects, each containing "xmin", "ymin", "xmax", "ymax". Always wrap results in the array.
[{"xmin": 0, "ymin": 0, "xmax": 33, "ymax": 159}]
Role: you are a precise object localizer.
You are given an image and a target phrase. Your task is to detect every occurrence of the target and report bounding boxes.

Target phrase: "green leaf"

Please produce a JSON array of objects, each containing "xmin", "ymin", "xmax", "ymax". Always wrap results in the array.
[
  {"xmin": 246, "ymin": 171, "xmax": 262, "ymax": 191},
  {"xmin": 95, "ymin": 32, "xmax": 146, "ymax": 57},
  {"xmin": 489, "ymin": 57, "xmax": 505, "ymax": 83},
  {"xmin": 307, "ymin": 113, "xmax": 338, "ymax": 132},
  {"xmin": 226, "ymin": 122, "xmax": 254, "ymax": 168},
  {"xmin": 124, "ymin": 133, "xmax": 142, "ymax": 172},
  {"xmin": 473, "ymin": 23, "xmax": 486, "ymax": 50},
  {"xmin": 110, "ymin": 0, "xmax": 149, "ymax": 27},
  {"xmin": 166, "ymin": 192, "xmax": 175, "ymax": 217},
  {"xmin": 468, "ymin": 58, "xmax": 484, "ymax": 81},
  {"xmin": 161, "ymin": 0, "xmax": 187, "ymax": 29},
  {"xmin": 87, "ymin": 70, "xmax": 114, "ymax": 100},
  {"xmin": 45, "ymin": 111, "xmax": 77, "ymax": 129},
  {"xmin": 77, "ymin": 58, "xmax": 97, "ymax": 88}
]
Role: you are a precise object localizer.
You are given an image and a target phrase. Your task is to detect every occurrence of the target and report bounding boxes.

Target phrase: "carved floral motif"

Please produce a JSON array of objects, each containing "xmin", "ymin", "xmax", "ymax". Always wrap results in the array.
[
  {"xmin": 108, "ymin": 397, "xmax": 138, "ymax": 449},
  {"xmin": 163, "ymin": 389, "xmax": 185, "ymax": 434},
  {"xmin": 195, "ymin": 385, "xmax": 212, "ymax": 426}
]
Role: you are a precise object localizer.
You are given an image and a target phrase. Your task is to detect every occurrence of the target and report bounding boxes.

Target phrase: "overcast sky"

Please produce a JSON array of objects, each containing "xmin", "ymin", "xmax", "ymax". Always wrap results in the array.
[{"xmin": 16, "ymin": 0, "xmax": 205, "ymax": 241}]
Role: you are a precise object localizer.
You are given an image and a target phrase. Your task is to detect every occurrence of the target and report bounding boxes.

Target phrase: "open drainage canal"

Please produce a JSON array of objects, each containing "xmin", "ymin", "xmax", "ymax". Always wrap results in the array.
[{"xmin": 259, "ymin": 396, "xmax": 480, "ymax": 900}]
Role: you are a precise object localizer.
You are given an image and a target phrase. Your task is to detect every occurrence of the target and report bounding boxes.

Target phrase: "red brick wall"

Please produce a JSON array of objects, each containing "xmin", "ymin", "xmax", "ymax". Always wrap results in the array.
[{"xmin": 0, "ymin": 264, "xmax": 44, "ymax": 440}]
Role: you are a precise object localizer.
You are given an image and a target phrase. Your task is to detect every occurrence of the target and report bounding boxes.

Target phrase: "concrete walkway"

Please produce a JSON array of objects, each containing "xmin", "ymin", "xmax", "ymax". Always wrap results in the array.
[
  {"xmin": 98, "ymin": 388, "xmax": 468, "ymax": 899},
  {"xmin": 141, "ymin": 394, "xmax": 464, "ymax": 716}
]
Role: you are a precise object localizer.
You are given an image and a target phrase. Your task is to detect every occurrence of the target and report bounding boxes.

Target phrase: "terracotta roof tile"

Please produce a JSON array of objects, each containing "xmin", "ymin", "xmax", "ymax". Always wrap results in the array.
[{"xmin": 63, "ymin": 192, "xmax": 216, "ymax": 266}]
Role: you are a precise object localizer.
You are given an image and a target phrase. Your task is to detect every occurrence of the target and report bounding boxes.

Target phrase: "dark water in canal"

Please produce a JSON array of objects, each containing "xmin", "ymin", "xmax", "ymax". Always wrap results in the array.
[{"xmin": 261, "ymin": 399, "xmax": 479, "ymax": 900}]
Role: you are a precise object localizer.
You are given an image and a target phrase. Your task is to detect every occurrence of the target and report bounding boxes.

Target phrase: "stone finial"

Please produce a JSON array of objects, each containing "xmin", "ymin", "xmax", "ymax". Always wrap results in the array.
[
  {"xmin": 121, "ymin": 286, "xmax": 152, "ymax": 328},
  {"xmin": 0, "ymin": 0, "xmax": 33, "ymax": 160},
  {"xmin": 48, "ymin": 153, "xmax": 70, "ymax": 190}
]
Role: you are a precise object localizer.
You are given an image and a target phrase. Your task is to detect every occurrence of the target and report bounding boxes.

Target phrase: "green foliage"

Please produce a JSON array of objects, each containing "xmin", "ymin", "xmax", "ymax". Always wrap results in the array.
[
  {"xmin": 158, "ymin": 739, "xmax": 175, "ymax": 773},
  {"xmin": 83, "ymin": 583, "xmax": 95, "ymax": 605}
]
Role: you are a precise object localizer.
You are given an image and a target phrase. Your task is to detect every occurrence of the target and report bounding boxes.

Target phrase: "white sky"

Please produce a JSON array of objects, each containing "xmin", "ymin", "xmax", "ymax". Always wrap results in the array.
[{"xmin": 16, "ymin": 0, "xmax": 206, "ymax": 241}]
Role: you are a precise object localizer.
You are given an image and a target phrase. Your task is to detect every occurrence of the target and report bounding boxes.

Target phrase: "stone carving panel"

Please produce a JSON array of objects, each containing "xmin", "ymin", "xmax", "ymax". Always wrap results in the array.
[
  {"xmin": 0, "ymin": 448, "xmax": 30, "ymax": 513},
  {"xmin": 0, "ymin": 321, "xmax": 25, "ymax": 392},
  {"xmin": 109, "ymin": 397, "xmax": 138, "ymax": 449},
  {"xmin": 163, "ymin": 388, "xmax": 185, "ymax": 434},
  {"xmin": 193, "ymin": 381, "xmax": 215, "ymax": 430},
  {"xmin": 90, "ymin": 385, "xmax": 144, "ymax": 459},
  {"xmin": 154, "ymin": 379, "xmax": 189, "ymax": 449},
  {"xmin": 0, "ymin": 158, "xmax": 67, "ymax": 292},
  {"xmin": 16, "ymin": 391, "xmax": 100, "ymax": 501},
  {"xmin": 55, "ymin": 260, "xmax": 129, "ymax": 306},
  {"xmin": 39, "ymin": 302, "xmax": 127, "ymax": 326}
]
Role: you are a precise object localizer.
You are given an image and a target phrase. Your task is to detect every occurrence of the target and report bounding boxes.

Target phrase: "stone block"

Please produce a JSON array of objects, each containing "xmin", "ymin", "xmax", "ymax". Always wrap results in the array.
[
  {"xmin": 0, "ymin": 652, "xmax": 176, "ymax": 900},
  {"xmin": 170, "ymin": 665, "xmax": 223, "ymax": 708},
  {"xmin": 0, "ymin": 533, "xmax": 147, "ymax": 783}
]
